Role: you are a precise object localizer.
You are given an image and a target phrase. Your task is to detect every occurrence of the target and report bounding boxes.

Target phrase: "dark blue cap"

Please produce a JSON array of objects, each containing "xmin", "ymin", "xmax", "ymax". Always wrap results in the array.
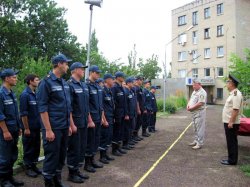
[
  {"xmin": 126, "ymin": 77, "xmax": 135, "ymax": 84},
  {"xmin": 89, "ymin": 65, "xmax": 101, "ymax": 73},
  {"xmin": 115, "ymin": 71, "xmax": 125, "ymax": 78},
  {"xmin": 70, "ymin": 62, "xmax": 88, "ymax": 71},
  {"xmin": 151, "ymin": 86, "xmax": 157, "ymax": 90},
  {"xmin": 96, "ymin": 78, "xmax": 104, "ymax": 84},
  {"xmin": 143, "ymin": 79, "xmax": 151, "ymax": 84},
  {"xmin": 0, "ymin": 69, "xmax": 19, "ymax": 79},
  {"xmin": 52, "ymin": 54, "xmax": 72, "ymax": 64},
  {"xmin": 135, "ymin": 75, "xmax": 144, "ymax": 80},
  {"xmin": 103, "ymin": 73, "xmax": 115, "ymax": 80}
]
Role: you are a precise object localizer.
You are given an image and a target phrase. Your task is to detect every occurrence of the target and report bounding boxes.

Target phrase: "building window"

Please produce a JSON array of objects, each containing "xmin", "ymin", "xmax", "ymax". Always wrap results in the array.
[
  {"xmin": 192, "ymin": 50, "xmax": 198, "ymax": 64},
  {"xmin": 204, "ymin": 48, "xmax": 211, "ymax": 58},
  {"xmin": 192, "ymin": 68, "xmax": 198, "ymax": 78},
  {"xmin": 204, "ymin": 7, "xmax": 210, "ymax": 19},
  {"xmin": 217, "ymin": 88, "xmax": 223, "ymax": 99},
  {"xmin": 178, "ymin": 69, "xmax": 186, "ymax": 78},
  {"xmin": 192, "ymin": 11, "xmax": 198, "ymax": 25},
  {"xmin": 204, "ymin": 28, "xmax": 210, "ymax": 39},
  {"xmin": 178, "ymin": 51, "xmax": 187, "ymax": 61},
  {"xmin": 178, "ymin": 15, "xmax": 186, "ymax": 26},
  {"xmin": 178, "ymin": 33, "xmax": 187, "ymax": 45},
  {"xmin": 217, "ymin": 3, "xmax": 224, "ymax": 15},
  {"xmin": 192, "ymin": 31, "xmax": 198, "ymax": 44},
  {"xmin": 217, "ymin": 67, "xmax": 224, "ymax": 77},
  {"xmin": 217, "ymin": 46, "xmax": 224, "ymax": 57},
  {"xmin": 217, "ymin": 25, "xmax": 224, "ymax": 36},
  {"xmin": 204, "ymin": 68, "xmax": 210, "ymax": 77}
]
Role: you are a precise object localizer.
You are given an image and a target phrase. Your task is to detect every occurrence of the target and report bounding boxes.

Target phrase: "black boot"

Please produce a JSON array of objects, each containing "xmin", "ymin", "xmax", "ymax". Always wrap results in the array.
[
  {"xmin": 77, "ymin": 170, "xmax": 89, "ymax": 180},
  {"xmin": 112, "ymin": 143, "xmax": 122, "ymax": 156},
  {"xmin": 91, "ymin": 155, "xmax": 103, "ymax": 168},
  {"xmin": 68, "ymin": 170, "xmax": 84, "ymax": 184},
  {"xmin": 117, "ymin": 144, "xmax": 127, "ymax": 154},
  {"xmin": 105, "ymin": 149, "xmax": 115, "ymax": 161},
  {"xmin": 53, "ymin": 173, "xmax": 68, "ymax": 187},
  {"xmin": 44, "ymin": 178, "xmax": 54, "ymax": 187},
  {"xmin": 32, "ymin": 164, "xmax": 42, "ymax": 175},
  {"xmin": 99, "ymin": 151, "xmax": 109, "ymax": 164},
  {"xmin": 9, "ymin": 177, "xmax": 24, "ymax": 187},
  {"xmin": 142, "ymin": 129, "xmax": 150, "ymax": 137},
  {"xmin": 122, "ymin": 141, "xmax": 132, "ymax": 150},
  {"xmin": 24, "ymin": 165, "xmax": 38, "ymax": 178},
  {"xmin": 84, "ymin": 156, "xmax": 96, "ymax": 173},
  {"xmin": 1, "ymin": 178, "xmax": 14, "ymax": 187}
]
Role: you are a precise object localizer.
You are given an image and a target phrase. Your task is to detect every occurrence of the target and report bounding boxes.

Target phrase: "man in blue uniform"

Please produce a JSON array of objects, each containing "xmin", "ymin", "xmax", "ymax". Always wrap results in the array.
[
  {"xmin": 37, "ymin": 54, "xmax": 73, "ymax": 187},
  {"xmin": 111, "ymin": 72, "xmax": 127, "ymax": 156},
  {"xmin": 20, "ymin": 74, "xmax": 41, "ymax": 178},
  {"xmin": 85, "ymin": 65, "xmax": 105, "ymax": 172},
  {"xmin": 132, "ymin": 75, "xmax": 144, "ymax": 141},
  {"xmin": 149, "ymin": 86, "xmax": 158, "ymax": 132},
  {"xmin": 99, "ymin": 73, "xmax": 115, "ymax": 164},
  {"xmin": 142, "ymin": 80, "xmax": 152, "ymax": 137},
  {"xmin": 67, "ymin": 62, "xmax": 89, "ymax": 183},
  {"xmin": 123, "ymin": 77, "xmax": 137, "ymax": 150},
  {"xmin": 0, "ymin": 69, "xmax": 24, "ymax": 187}
]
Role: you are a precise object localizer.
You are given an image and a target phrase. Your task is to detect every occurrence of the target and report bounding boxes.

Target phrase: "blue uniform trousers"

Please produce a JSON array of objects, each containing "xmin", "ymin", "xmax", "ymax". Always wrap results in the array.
[
  {"xmin": 67, "ymin": 127, "xmax": 87, "ymax": 171},
  {"xmin": 22, "ymin": 129, "xmax": 41, "ymax": 167},
  {"xmin": 42, "ymin": 129, "xmax": 68, "ymax": 180},
  {"xmin": 113, "ymin": 118, "xmax": 124, "ymax": 144},
  {"xmin": 0, "ymin": 130, "xmax": 19, "ymax": 178},
  {"xmin": 142, "ymin": 112, "xmax": 151, "ymax": 131}
]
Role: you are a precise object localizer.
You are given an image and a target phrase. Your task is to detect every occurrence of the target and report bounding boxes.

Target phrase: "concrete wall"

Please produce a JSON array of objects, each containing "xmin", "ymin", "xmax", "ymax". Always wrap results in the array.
[{"xmin": 151, "ymin": 78, "xmax": 187, "ymax": 100}]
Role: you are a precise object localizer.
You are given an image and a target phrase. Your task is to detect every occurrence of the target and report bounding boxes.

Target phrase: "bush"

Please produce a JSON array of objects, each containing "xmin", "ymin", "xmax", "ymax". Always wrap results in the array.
[{"xmin": 156, "ymin": 95, "xmax": 187, "ymax": 113}]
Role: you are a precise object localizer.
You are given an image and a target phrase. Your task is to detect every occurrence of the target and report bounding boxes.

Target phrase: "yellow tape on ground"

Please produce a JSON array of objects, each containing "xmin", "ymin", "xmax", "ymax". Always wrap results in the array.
[{"xmin": 134, "ymin": 122, "xmax": 192, "ymax": 187}]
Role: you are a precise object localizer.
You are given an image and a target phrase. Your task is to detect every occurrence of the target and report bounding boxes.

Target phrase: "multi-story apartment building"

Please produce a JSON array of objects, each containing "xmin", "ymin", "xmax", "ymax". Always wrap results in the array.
[{"xmin": 171, "ymin": 0, "xmax": 250, "ymax": 104}]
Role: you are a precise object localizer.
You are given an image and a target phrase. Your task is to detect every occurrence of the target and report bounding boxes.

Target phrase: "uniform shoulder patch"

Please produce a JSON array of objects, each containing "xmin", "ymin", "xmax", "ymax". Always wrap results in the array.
[
  {"xmin": 234, "ymin": 90, "xmax": 237, "ymax": 96},
  {"xmin": 200, "ymin": 95, "xmax": 204, "ymax": 99}
]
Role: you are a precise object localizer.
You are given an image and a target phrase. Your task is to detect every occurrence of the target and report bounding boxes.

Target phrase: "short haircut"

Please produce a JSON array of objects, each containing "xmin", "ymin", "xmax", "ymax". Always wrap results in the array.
[{"xmin": 24, "ymin": 74, "xmax": 38, "ymax": 85}]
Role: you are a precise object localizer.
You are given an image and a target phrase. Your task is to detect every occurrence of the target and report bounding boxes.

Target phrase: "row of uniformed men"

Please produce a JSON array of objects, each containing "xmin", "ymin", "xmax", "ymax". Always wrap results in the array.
[{"xmin": 0, "ymin": 54, "xmax": 158, "ymax": 187}]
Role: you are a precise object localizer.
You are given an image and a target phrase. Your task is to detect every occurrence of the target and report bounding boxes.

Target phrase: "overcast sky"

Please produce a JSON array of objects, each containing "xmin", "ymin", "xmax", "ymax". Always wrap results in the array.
[{"xmin": 55, "ymin": 0, "xmax": 192, "ymax": 75}]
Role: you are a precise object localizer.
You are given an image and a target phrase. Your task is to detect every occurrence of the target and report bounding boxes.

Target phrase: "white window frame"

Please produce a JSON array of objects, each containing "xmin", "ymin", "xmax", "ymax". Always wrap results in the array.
[
  {"xmin": 178, "ymin": 15, "xmax": 186, "ymax": 26},
  {"xmin": 178, "ymin": 51, "xmax": 187, "ymax": 62},
  {"xmin": 192, "ymin": 68, "xmax": 198, "ymax": 78},
  {"xmin": 204, "ymin": 28, "xmax": 210, "ymax": 39},
  {"xmin": 217, "ymin": 46, "xmax": 224, "ymax": 57},
  {"xmin": 217, "ymin": 3, "xmax": 224, "ymax": 15},
  {"xmin": 204, "ymin": 68, "xmax": 210, "ymax": 77},
  {"xmin": 204, "ymin": 7, "xmax": 210, "ymax": 19},
  {"xmin": 217, "ymin": 67, "xmax": 224, "ymax": 77},
  {"xmin": 192, "ymin": 50, "xmax": 198, "ymax": 64},
  {"xmin": 204, "ymin": 48, "xmax": 211, "ymax": 59},
  {"xmin": 178, "ymin": 33, "xmax": 187, "ymax": 45},
  {"xmin": 192, "ymin": 11, "xmax": 198, "ymax": 25},
  {"xmin": 192, "ymin": 31, "xmax": 198, "ymax": 44},
  {"xmin": 178, "ymin": 69, "xmax": 186, "ymax": 78},
  {"xmin": 217, "ymin": 25, "xmax": 224, "ymax": 36}
]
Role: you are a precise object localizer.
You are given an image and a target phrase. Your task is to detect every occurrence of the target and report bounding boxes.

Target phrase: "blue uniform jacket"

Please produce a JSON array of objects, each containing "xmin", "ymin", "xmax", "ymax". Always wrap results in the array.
[
  {"xmin": 68, "ymin": 77, "xmax": 89, "ymax": 128},
  {"xmin": 0, "ymin": 86, "xmax": 20, "ymax": 132},
  {"xmin": 150, "ymin": 92, "xmax": 158, "ymax": 112},
  {"xmin": 103, "ymin": 86, "xmax": 115, "ymax": 124},
  {"xmin": 143, "ymin": 88, "xmax": 153, "ymax": 112},
  {"xmin": 86, "ymin": 79, "xmax": 103, "ymax": 122},
  {"xmin": 37, "ymin": 72, "xmax": 72, "ymax": 130},
  {"xmin": 111, "ymin": 82, "xmax": 126, "ymax": 119},
  {"xmin": 124, "ymin": 87, "xmax": 137, "ymax": 118},
  {"xmin": 132, "ymin": 85, "xmax": 145, "ymax": 112},
  {"xmin": 19, "ymin": 86, "xmax": 41, "ymax": 130}
]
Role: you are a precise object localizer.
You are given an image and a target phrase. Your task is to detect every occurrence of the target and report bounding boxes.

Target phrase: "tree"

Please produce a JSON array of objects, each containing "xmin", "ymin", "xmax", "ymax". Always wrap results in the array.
[
  {"xmin": 229, "ymin": 48, "xmax": 250, "ymax": 98},
  {"xmin": 0, "ymin": 0, "xmax": 85, "ymax": 69},
  {"xmin": 137, "ymin": 54, "xmax": 162, "ymax": 80}
]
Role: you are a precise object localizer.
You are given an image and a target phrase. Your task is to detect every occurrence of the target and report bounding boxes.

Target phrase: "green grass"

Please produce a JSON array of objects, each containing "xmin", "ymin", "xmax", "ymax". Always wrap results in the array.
[
  {"xmin": 157, "ymin": 95, "xmax": 187, "ymax": 114},
  {"xmin": 240, "ymin": 164, "xmax": 250, "ymax": 177}
]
